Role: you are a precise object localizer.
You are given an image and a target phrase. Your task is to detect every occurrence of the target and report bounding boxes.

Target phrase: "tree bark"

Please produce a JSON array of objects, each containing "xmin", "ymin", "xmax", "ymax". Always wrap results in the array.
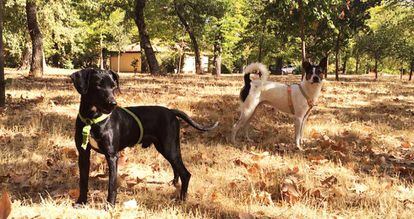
[
  {"xmin": 298, "ymin": 0, "xmax": 306, "ymax": 79},
  {"xmin": 374, "ymin": 58, "xmax": 378, "ymax": 80},
  {"xmin": 140, "ymin": 38, "xmax": 148, "ymax": 73},
  {"xmin": 212, "ymin": 39, "xmax": 222, "ymax": 76},
  {"xmin": 355, "ymin": 55, "xmax": 360, "ymax": 74},
  {"xmin": 325, "ymin": 53, "xmax": 329, "ymax": 78},
  {"xmin": 26, "ymin": 0, "xmax": 44, "ymax": 77},
  {"xmin": 258, "ymin": 23, "xmax": 266, "ymax": 62},
  {"xmin": 99, "ymin": 33, "xmax": 104, "ymax": 70},
  {"xmin": 134, "ymin": 0, "xmax": 161, "ymax": 75},
  {"xmin": 334, "ymin": 31, "xmax": 341, "ymax": 81},
  {"xmin": 342, "ymin": 55, "xmax": 348, "ymax": 75},
  {"xmin": 0, "ymin": 0, "xmax": 5, "ymax": 107},
  {"xmin": 18, "ymin": 42, "xmax": 31, "ymax": 70},
  {"xmin": 117, "ymin": 51, "xmax": 120, "ymax": 73},
  {"xmin": 174, "ymin": 1, "xmax": 202, "ymax": 74},
  {"xmin": 409, "ymin": 60, "xmax": 413, "ymax": 81}
]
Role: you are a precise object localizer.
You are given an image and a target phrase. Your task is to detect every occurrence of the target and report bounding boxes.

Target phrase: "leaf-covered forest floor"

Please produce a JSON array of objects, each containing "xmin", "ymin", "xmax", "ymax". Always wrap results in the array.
[{"xmin": 1, "ymin": 70, "xmax": 414, "ymax": 218}]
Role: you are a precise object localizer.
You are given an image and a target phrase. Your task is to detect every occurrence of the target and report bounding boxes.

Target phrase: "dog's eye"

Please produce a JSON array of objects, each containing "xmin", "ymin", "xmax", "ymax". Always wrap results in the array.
[{"xmin": 99, "ymin": 81, "xmax": 108, "ymax": 87}]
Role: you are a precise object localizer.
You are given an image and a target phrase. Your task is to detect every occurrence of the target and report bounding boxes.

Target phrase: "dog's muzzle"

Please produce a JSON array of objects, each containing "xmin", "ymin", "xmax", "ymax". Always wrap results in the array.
[
  {"xmin": 101, "ymin": 100, "xmax": 117, "ymax": 113},
  {"xmin": 312, "ymin": 76, "xmax": 321, "ymax": 83}
]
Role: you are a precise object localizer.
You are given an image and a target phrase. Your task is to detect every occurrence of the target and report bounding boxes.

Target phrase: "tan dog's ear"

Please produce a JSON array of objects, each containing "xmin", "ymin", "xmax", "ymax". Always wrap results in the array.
[
  {"xmin": 302, "ymin": 60, "xmax": 312, "ymax": 73},
  {"xmin": 70, "ymin": 69, "xmax": 92, "ymax": 94},
  {"xmin": 319, "ymin": 57, "xmax": 328, "ymax": 72}
]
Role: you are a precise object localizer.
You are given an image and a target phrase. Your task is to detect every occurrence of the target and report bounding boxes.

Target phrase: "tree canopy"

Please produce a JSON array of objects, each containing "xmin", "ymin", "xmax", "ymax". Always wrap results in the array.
[{"xmin": 1, "ymin": 0, "xmax": 413, "ymax": 78}]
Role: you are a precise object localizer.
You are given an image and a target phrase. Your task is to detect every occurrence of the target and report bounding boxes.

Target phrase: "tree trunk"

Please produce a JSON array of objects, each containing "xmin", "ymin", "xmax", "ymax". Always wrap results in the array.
[
  {"xmin": 213, "ymin": 41, "xmax": 222, "ymax": 76},
  {"xmin": 134, "ymin": 0, "xmax": 161, "ymax": 75},
  {"xmin": 355, "ymin": 55, "xmax": 360, "ymax": 74},
  {"xmin": 117, "ymin": 51, "xmax": 120, "ymax": 73},
  {"xmin": 342, "ymin": 55, "xmax": 348, "ymax": 75},
  {"xmin": 258, "ymin": 34, "xmax": 263, "ymax": 62},
  {"xmin": 18, "ymin": 42, "xmax": 31, "ymax": 70},
  {"xmin": 258, "ymin": 23, "xmax": 266, "ymax": 62},
  {"xmin": 298, "ymin": 0, "xmax": 306, "ymax": 79},
  {"xmin": 374, "ymin": 58, "xmax": 378, "ymax": 80},
  {"xmin": 325, "ymin": 53, "xmax": 329, "ymax": 78},
  {"xmin": 26, "ymin": 0, "xmax": 44, "ymax": 77},
  {"xmin": 99, "ymin": 33, "xmax": 104, "ymax": 70},
  {"xmin": 409, "ymin": 60, "xmax": 413, "ymax": 81},
  {"xmin": 334, "ymin": 31, "xmax": 341, "ymax": 81},
  {"xmin": 174, "ymin": 1, "xmax": 202, "ymax": 74},
  {"xmin": 0, "ymin": 0, "xmax": 4, "ymax": 107},
  {"xmin": 140, "ymin": 38, "xmax": 148, "ymax": 73},
  {"xmin": 400, "ymin": 67, "xmax": 403, "ymax": 80}
]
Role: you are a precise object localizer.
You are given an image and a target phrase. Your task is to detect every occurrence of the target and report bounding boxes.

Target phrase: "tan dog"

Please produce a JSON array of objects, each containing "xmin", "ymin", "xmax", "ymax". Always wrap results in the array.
[{"xmin": 231, "ymin": 58, "xmax": 327, "ymax": 149}]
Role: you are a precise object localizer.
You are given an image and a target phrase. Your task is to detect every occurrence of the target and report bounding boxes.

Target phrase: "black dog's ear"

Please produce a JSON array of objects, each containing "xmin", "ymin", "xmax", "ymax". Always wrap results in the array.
[
  {"xmin": 302, "ymin": 60, "xmax": 312, "ymax": 72},
  {"xmin": 70, "ymin": 69, "xmax": 91, "ymax": 95},
  {"xmin": 109, "ymin": 70, "xmax": 121, "ymax": 93},
  {"xmin": 319, "ymin": 57, "xmax": 328, "ymax": 71}
]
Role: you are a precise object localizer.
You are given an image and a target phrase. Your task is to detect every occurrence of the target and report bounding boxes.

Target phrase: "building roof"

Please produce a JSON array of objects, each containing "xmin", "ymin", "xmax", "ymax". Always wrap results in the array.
[{"xmin": 112, "ymin": 43, "xmax": 168, "ymax": 53}]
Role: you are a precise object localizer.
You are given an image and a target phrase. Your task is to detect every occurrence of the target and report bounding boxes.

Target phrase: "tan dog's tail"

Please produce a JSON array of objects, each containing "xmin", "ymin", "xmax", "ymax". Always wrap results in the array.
[
  {"xmin": 240, "ymin": 63, "xmax": 269, "ymax": 102},
  {"xmin": 243, "ymin": 62, "xmax": 269, "ymax": 83}
]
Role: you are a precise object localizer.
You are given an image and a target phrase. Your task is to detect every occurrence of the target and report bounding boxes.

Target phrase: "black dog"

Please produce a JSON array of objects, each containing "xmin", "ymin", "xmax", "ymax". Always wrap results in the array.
[{"xmin": 70, "ymin": 69, "xmax": 218, "ymax": 205}]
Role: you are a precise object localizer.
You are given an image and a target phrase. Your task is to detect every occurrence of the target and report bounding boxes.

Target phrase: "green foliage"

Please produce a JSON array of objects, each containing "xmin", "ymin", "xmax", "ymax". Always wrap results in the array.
[
  {"xmin": 354, "ymin": 3, "xmax": 414, "ymax": 73},
  {"xmin": 4, "ymin": 0, "xmax": 27, "ymax": 67},
  {"xmin": 2, "ymin": 0, "xmax": 413, "ymax": 74}
]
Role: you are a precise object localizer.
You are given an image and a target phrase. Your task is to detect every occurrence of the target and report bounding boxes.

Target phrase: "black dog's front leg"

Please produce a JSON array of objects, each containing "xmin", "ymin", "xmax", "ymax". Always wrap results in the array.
[
  {"xmin": 75, "ymin": 126, "xmax": 91, "ymax": 204},
  {"xmin": 105, "ymin": 152, "xmax": 119, "ymax": 205}
]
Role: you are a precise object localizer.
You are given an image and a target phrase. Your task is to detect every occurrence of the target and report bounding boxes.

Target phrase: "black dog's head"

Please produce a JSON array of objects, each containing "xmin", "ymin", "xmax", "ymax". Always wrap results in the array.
[
  {"xmin": 302, "ymin": 57, "xmax": 327, "ymax": 84},
  {"xmin": 70, "ymin": 69, "xmax": 120, "ymax": 114}
]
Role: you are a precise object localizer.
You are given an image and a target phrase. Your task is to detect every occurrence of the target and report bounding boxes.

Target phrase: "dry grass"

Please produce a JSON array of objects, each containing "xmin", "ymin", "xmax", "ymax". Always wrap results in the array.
[{"xmin": 1, "ymin": 70, "xmax": 413, "ymax": 218}]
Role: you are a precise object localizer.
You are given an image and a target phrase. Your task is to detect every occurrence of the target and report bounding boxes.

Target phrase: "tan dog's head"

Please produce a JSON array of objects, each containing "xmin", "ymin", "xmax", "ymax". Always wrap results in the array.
[{"xmin": 303, "ymin": 57, "xmax": 327, "ymax": 84}]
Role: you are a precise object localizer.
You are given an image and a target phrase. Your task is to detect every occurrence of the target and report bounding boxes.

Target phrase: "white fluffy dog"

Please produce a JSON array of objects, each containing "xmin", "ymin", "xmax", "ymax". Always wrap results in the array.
[{"xmin": 231, "ymin": 58, "xmax": 327, "ymax": 149}]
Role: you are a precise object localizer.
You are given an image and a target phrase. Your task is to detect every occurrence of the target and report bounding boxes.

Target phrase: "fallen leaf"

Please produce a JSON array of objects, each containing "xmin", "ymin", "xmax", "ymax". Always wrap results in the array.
[
  {"xmin": 0, "ymin": 190, "xmax": 11, "ymax": 219},
  {"xmin": 126, "ymin": 177, "xmax": 144, "ymax": 188},
  {"xmin": 321, "ymin": 175, "xmax": 338, "ymax": 188},
  {"xmin": 250, "ymin": 151, "xmax": 270, "ymax": 161},
  {"xmin": 10, "ymin": 174, "xmax": 28, "ymax": 184},
  {"xmin": 229, "ymin": 181, "xmax": 237, "ymax": 189},
  {"xmin": 210, "ymin": 191, "xmax": 222, "ymax": 202},
  {"xmin": 310, "ymin": 129, "xmax": 322, "ymax": 139},
  {"xmin": 286, "ymin": 166, "xmax": 299, "ymax": 175},
  {"xmin": 238, "ymin": 212, "xmax": 254, "ymax": 219},
  {"xmin": 68, "ymin": 189, "xmax": 80, "ymax": 200},
  {"xmin": 280, "ymin": 177, "xmax": 301, "ymax": 204},
  {"xmin": 331, "ymin": 140, "xmax": 348, "ymax": 153},
  {"xmin": 308, "ymin": 155, "xmax": 328, "ymax": 164},
  {"xmin": 61, "ymin": 147, "xmax": 78, "ymax": 159},
  {"xmin": 254, "ymin": 181, "xmax": 266, "ymax": 190},
  {"xmin": 402, "ymin": 141, "xmax": 412, "ymax": 149},
  {"xmin": 234, "ymin": 159, "xmax": 248, "ymax": 168},
  {"xmin": 311, "ymin": 189, "xmax": 322, "ymax": 199},
  {"xmin": 247, "ymin": 163, "xmax": 260, "ymax": 175}
]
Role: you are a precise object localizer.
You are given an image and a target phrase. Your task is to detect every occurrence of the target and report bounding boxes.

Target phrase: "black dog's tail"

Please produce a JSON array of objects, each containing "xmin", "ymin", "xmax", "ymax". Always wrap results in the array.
[{"xmin": 171, "ymin": 109, "xmax": 219, "ymax": 131}]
